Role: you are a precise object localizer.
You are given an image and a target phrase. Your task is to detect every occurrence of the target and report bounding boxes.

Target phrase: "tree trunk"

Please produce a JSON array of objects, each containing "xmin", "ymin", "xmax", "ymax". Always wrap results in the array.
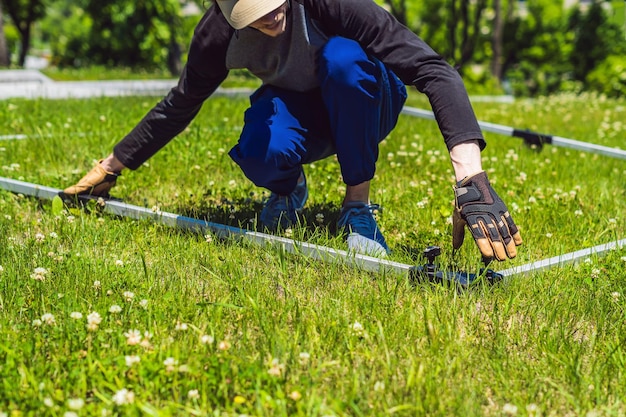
[
  {"xmin": 17, "ymin": 24, "xmax": 30, "ymax": 67},
  {"xmin": 0, "ymin": 2, "xmax": 10, "ymax": 67},
  {"xmin": 491, "ymin": 0, "xmax": 504, "ymax": 83}
]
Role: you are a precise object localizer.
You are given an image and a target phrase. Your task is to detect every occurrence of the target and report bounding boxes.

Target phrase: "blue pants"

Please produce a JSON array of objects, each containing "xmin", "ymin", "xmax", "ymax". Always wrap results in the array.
[{"xmin": 228, "ymin": 37, "xmax": 407, "ymax": 196}]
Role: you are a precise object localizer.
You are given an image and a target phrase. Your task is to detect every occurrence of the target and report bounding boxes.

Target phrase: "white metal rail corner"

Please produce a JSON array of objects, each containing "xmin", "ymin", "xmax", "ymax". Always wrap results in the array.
[
  {"xmin": 0, "ymin": 176, "xmax": 417, "ymax": 277},
  {"xmin": 1, "ymin": 177, "xmax": 625, "ymax": 279}
]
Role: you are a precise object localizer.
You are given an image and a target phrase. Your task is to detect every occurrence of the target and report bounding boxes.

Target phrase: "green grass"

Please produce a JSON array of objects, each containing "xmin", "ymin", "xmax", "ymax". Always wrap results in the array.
[{"xmin": 1, "ymin": 90, "xmax": 626, "ymax": 416}]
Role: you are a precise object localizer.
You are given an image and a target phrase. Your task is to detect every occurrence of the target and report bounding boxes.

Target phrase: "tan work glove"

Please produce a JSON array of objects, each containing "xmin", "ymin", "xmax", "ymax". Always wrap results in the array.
[
  {"xmin": 63, "ymin": 160, "xmax": 120, "ymax": 197},
  {"xmin": 452, "ymin": 171, "xmax": 522, "ymax": 261}
]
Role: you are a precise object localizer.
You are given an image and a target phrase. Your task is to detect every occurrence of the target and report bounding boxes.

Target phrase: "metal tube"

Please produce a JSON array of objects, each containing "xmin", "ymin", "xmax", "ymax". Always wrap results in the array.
[
  {"xmin": 1, "ymin": 176, "xmax": 623, "ymax": 281},
  {"xmin": 401, "ymin": 106, "xmax": 626, "ymax": 160}
]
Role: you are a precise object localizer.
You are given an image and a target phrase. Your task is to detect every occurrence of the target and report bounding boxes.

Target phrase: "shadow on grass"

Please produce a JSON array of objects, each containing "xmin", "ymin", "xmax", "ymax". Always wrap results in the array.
[
  {"xmin": 174, "ymin": 195, "xmax": 344, "ymax": 237},
  {"xmin": 174, "ymin": 195, "xmax": 430, "ymax": 267}
]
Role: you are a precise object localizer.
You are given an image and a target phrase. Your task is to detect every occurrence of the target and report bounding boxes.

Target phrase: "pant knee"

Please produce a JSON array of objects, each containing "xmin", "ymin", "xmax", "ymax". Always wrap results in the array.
[
  {"xmin": 229, "ymin": 97, "xmax": 304, "ymax": 194},
  {"xmin": 318, "ymin": 37, "xmax": 376, "ymax": 88}
]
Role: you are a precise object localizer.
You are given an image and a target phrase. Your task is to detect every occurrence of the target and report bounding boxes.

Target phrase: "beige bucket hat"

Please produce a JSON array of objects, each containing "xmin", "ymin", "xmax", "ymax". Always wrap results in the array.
[{"xmin": 217, "ymin": 0, "xmax": 286, "ymax": 29}]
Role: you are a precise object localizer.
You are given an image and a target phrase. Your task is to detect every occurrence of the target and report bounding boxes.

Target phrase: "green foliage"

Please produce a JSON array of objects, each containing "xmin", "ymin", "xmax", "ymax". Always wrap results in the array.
[
  {"xmin": 83, "ymin": 0, "xmax": 183, "ymax": 71},
  {"xmin": 586, "ymin": 55, "xmax": 626, "ymax": 98},
  {"xmin": 415, "ymin": 0, "xmax": 492, "ymax": 70},
  {"xmin": 39, "ymin": 2, "xmax": 93, "ymax": 67},
  {"xmin": 39, "ymin": 0, "xmax": 192, "ymax": 75},
  {"xmin": 568, "ymin": 1, "xmax": 626, "ymax": 82},
  {"xmin": 502, "ymin": 0, "xmax": 575, "ymax": 96},
  {"xmin": 459, "ymin": 64, "xmax": 505, "ymax": 96},
  {"xmin": 1, "ymin": 21, "xmax": 19, "ymax": 59}
]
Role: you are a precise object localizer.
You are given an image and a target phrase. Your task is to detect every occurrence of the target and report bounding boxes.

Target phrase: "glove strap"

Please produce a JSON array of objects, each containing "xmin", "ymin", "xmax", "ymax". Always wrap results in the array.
[{"xmin": 454, "ymin": 184, "xmax": 482, "ymax": 206}]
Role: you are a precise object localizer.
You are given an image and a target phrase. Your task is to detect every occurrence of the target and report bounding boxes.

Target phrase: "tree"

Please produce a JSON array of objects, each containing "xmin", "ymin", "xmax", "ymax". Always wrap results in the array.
[
  {"xmin": 82, "ymin": 0, "xmax": 184, "ymax": 74},
  {"xmin": 417, "ymin": 0, "xmax": 490, "ymax": 73},
  {"xmin": 501, "ymin": 0, "xmax": 574, "ymax": 96},
  {"xmin": 568, "ymin": 0, "xmax": 625, "ymax": 82},
  {"xmin": 0, "ymin": 1, "xmax": 10, "ymax": 66},
  {"xmin": 2, "ymin": 0, "xmax": 46, "ymax": 67}
]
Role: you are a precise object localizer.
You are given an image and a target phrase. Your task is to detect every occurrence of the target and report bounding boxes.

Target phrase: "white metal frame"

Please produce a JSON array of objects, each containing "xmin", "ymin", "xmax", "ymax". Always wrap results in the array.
[
  {"xmin": 401, "ymin": 106, "xmax": 626, "ymax": 160},
  {"xmin": 1, "ymin": 176, "xmax": 624, "ymax": 280}
]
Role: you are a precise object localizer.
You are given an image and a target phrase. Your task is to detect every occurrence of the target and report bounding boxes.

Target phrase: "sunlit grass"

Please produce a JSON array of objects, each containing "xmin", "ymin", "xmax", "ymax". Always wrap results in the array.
[{"xmin": 1, "ymin": 90, "xmax": 625, "ymax": 416}]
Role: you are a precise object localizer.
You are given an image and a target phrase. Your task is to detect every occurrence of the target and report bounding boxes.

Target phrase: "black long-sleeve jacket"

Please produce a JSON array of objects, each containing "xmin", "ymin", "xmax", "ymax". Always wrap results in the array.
[{"xmin": 113, "ymin": 0, "xmax": 485, "ymax": 170}]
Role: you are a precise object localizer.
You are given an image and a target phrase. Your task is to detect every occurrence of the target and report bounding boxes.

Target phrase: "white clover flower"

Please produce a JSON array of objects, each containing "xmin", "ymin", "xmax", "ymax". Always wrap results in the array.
[
  {"xmin": 289, "ymin": 391, "xmax": 302, "ymax": 401},
  {"xmin": 124, "ymin": 329, "xmax": 142, "ymax": 346},
  {"xmin": 109, "ymin": 305, "xmax": 122, "ymax": 314},
  {"xmin": 87, "ymin": 311, "xmax": 102, "ymax": 331},
  {"xmin": 115, "ymin": 259, "xmax": 124, "ymax": 267},
  {"xmin": 43, "ymin": 397, "xmax": 54, "ymax": 407},
  {"xmin": 70, "ymin": 312, "xmax": 83, "ymax": 320},
  {"xmin": 32, "ymin": 319, "xmax": 42, "ymax": 327},
  {"xmin": 267, "ymin": 358, "xmax": 284, "ymax": 377},
  {"xmin": 298, "ymin": 352, "xmax": 310, "ymax": 365},
  {"xmin": 35, "ymin": 233, "xmax": 45, "ymax": 243},
  {"xmin": 526, "ymin": 403, "xmax": 540, "ymax": 416},
  {"xmin": 188, "ymin": 389, "xmax": 200, "ymax": 399},
  {"xmin": 502, "ymin": 403, "xmax": 518, "ymax": 415},
  {"xmin": 175, "ymin": 322, "xmax": 188, "ymax": 331},
  {"xmin": 31, "ymin": 267, "xmax": 49, "ymax": 281},
  {"xmin": 93, "ymin": 280, "xmax": 101, "ymax": 290},
  {"xmin": 611, "ymin": 292, "xmax": 620, "ymax": 301},
  {"xmin": 315, "ymin": 213, "xmax": 325, "ymax": 224},
  {"xmin": 373, "ymin": 381, "xmax": 385, "ymax": 392},
  {"xmin": 351, "ymin": 321, "xmax": 364, "ymax": 337},
  {"xmin": 125, "ymin": 355, "xmax": 141, "ymax": 367},
  {"xmin": 67, "ymin": 398, "xmax": 85, "ymax": 410},
  {"xmin": 140, "ymin": 331, "xmax": 153, "ymax": 349},
  {"xmin": 218, "ymin": 340, "xmax": 231, "ymax": 351},
  {"xmin": 49, "ymin": 232, "xmax": 58, "ymax": 239},
  {"xmin": 66, "ymin": 215, "xmax": 75, "ymax": 223},
  {"xmin": 139, "ymin": 299, "xmax": 149, "ymax": 309},
  {"xmin": 200, "ymin": 335, "xmax": 214, "ymax": 345},
  {"xmin": 164, "ymin": 357, "xmax": 179, "ymax": 372},
  {"xmin": 204, "ymin": 234, "xmax": 213, "ymax": 243},
  {"xmin": 41, "ymin": 313, "xmax": 56, "ymax": 325},
  {"xmin": 122, "ymin": 291, "xmax": 134, "ymax": 302},
  {"xmin": 112, "ymin": 388, "xmax": 135, "ymax": 405}
]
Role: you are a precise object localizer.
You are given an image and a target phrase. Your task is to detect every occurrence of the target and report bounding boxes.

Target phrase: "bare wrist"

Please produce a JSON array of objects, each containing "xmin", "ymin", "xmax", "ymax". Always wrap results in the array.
[
  {"xmin": 450, "ymin": 141, "xmax": 482, "ymax": 181},
  {"xmin": 100, "ymin": 154, "xmax": 126, "ymax": 174}
]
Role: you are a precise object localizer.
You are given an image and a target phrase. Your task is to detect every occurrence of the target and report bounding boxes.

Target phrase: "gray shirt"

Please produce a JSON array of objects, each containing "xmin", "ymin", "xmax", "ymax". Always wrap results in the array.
[{"xmin": 225, "ymin": 1, "xmax": 328, "ymax": 92}]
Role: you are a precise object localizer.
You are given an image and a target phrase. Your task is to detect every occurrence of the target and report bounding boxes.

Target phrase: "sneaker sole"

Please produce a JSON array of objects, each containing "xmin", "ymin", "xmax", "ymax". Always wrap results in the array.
[{"xmin": 346, "ymin": 233, "xmax": 388, "ymax": 257}]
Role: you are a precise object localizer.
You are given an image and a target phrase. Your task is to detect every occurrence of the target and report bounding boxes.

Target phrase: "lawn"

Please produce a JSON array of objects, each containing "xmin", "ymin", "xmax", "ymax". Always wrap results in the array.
[{"xmin": 0, "ymin": 89, "xmax": 625, "ymax": 416}]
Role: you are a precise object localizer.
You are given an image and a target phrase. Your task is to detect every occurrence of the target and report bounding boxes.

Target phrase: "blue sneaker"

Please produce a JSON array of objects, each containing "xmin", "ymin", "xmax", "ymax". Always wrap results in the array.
[
  {"xmin": 337, "ymin": 202, "xmax": 390, "ymax": 256},
  {"xmin": 259, "ymin": 173, "xmax": 308, "ymax": 231}
]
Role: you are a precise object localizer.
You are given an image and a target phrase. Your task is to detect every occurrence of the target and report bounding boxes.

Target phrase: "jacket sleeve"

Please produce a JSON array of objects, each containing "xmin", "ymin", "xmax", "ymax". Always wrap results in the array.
[
  {"xmin": 301, "ymin": 0, "xmax": 485, "ymax": 151},
  {"xmin": 114, "ymin": 5, "xmax": 234, "ymax": 170}
]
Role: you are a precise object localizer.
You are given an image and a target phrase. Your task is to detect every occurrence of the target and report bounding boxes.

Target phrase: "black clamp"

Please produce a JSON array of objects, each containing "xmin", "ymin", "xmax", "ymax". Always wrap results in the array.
[{"xmin": 409, "ymin": 245, "xmax": 503, "ymax": 290}]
